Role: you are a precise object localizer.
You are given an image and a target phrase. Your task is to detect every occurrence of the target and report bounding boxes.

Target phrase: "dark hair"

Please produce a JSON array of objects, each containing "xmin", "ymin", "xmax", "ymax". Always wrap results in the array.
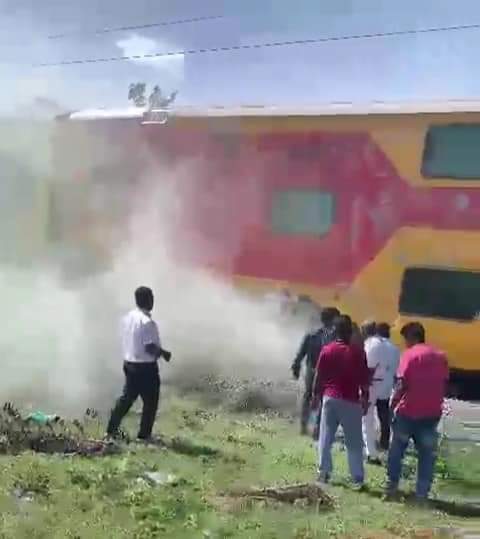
[
  {"xmin": 376, "ymin": 322, "xmax": 391, "ymax": 339},
  {"xmin": 361, "ymin": 320, "xmax": 377, "ymax": 339},
  {"xmin": 400, "ymin": 322, "xmax": 425, "ymax": 343},
  {"xmin": 333, "ymin": 314, "xmax": 353, "ymax": 342},
  {"xmin": 321, "ymin": 306, "xmax": 341, "ymax": 326},
  {"xmin": 135, "ymin": 286, "xmax": 154, "ymax": 310},
  {"xmin": 351, "ymin": 322, "xmax": 363, "ymax": 346}
]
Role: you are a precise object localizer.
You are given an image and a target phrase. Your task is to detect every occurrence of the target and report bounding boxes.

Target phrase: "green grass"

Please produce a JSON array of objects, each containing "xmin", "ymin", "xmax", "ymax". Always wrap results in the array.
[
  {"xmin": 0, "ymin": 395, "xmax": 477, "ymax": 538},
  {"xmin": 435, "ymin": 437, "xmax": 480, "ymax": 505}
]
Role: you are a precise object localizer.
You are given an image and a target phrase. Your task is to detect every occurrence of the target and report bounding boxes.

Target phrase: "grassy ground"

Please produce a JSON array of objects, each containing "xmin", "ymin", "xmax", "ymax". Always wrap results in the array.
[{"xmin": 0, "ymin": 394, "xmax": 478, "ymax": 539}]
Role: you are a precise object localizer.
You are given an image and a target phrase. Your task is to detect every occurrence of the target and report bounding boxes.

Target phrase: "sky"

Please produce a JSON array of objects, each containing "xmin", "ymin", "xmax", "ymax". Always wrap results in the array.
[{"xmin": 1, "ymin": 0, "xmax": 480, "ymax": 114}]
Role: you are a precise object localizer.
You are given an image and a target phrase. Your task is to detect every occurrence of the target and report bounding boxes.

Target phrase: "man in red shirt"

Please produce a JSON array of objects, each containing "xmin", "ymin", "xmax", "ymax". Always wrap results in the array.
[
  {"xmin": 386, "ymin": 322, "xmax": 449, "ymax": 500},
  {"xmin": 313, "ymin": 315, "xmax": 370, "ymax": 488}
]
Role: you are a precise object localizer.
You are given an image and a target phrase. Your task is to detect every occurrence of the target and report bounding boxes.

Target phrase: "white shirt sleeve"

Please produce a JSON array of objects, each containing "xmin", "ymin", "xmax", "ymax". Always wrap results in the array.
[
  {"xmin": 365, "ymin": 339, "xmax": 382, "ymax": 370},
  {"xmin": 141, "ymin": 320, "xmax": 161, "ymax": 347}
]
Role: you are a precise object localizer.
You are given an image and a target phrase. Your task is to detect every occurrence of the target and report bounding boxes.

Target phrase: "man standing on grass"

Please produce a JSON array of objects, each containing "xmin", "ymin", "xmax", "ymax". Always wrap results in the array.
[
  {"xmin": 291, "ymin": 307, "xmax": 339, "ymax": 437},
  {"xmin": 106, "ymin": 286, "xmax": 172, "ymax": 442},
  {"xmin": 362, "ymin": 321, "xmax": 400, "ymax": 463},
  {"xmin": 386, "ymin": 322, "xmax": 449, "ymax": 501},
  {"xmin": 373, "ymin": 322, "xmax": 400, "ymax": 452},
  {"xmin": 361, "ymin": 320, "xmax": 381, "ymax": 464},
  {"xmin": 313, "ymin": 315, "xmax": 370, "ymax": 489}
]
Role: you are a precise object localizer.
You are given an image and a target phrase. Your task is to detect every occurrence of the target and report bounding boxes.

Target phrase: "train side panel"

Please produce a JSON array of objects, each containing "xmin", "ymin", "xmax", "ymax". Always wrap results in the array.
[{"xmin": 50, "ymin": 112, "xmax": 480, "ymax": 391}]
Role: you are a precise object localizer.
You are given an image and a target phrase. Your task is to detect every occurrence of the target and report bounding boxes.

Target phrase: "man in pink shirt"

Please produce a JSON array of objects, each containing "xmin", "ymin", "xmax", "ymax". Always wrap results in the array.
[
  {"xmin": 313, "ymin": 315, "xmax": 370, "ymax": 488},
  {"xmin": 386, "ymin": 322, "xmax": 449, "ymax": 500}
]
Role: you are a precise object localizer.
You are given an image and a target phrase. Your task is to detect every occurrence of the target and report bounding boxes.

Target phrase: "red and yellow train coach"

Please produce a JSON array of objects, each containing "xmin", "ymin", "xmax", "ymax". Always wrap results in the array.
[{"xmin": 50, "ymin": 103, "xmax": 480, "ymax": 396}]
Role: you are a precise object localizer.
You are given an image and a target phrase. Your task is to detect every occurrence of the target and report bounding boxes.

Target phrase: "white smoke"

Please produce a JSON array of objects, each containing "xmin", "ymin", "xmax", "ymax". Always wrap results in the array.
[{"xmin": 0, "ymin": 122, "xmax": 304, "ymax": 416}]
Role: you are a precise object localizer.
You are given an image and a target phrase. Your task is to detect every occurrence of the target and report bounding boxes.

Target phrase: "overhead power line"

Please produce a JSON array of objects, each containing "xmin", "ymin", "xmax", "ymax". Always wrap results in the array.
[
  {"xmin": 47, "ymin": 14, "xmax": 224, "ymax": 40},
  {"xmin": 35, "ymin": 22, "xmax": 480, "ymax": 68}
]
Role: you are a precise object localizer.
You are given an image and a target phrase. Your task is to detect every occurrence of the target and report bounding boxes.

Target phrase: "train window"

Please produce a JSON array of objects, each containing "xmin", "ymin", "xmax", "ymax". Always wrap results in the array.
[
  {"xmin": 271, "ymin": 190, "xmax": 334, "ymax": 236},
  {"xmin": 399, "ymin": 267, "xmax": 480, "ymax": 321},
  {"xmin": 422, "ymin": 124, "xmax": 480, "ymax": 179}
]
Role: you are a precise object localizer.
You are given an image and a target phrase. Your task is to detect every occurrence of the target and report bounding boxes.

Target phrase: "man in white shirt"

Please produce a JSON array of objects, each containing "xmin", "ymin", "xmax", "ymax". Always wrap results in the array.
[
  {"xmin": 374, "ymin": 323, "xmax": 400, "ymax": 451},
  {"xmin": 362, "ymin": 321, "xmax": 400, "ymax": 463},
  {"xmin": 106, "ymin": 286, "xmax": 171, "ymax": 441}
]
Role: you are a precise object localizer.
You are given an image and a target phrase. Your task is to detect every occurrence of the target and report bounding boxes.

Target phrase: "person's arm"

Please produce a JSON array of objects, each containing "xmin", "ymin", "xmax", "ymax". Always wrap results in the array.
[
  {"xmin": 365, "ymin": 340, "xmax": 381, "ymax": 383},
  {"xmin": 358, "ymin": 348, "xmax": 370, "ymax": 415},
  {"xmin": 390, "ymin": 352, "xmax": 409, "ymax": 412},
  {"xmin": 143, "ymin": 321, "xmax": 172, "ymax": 362},
  {"xmin": 311, "ymin": 349, "xmax": 326, "ymax": 409},
  {"xmin": 291, "ymin": 334, "xmax": 309, "ymax": 379},
  {"xmin": 390, "ymin": 378, "xmax": 406, "ymax": 413},
  {"xmin": 145, "ymin": 343, "xmax": 172, "ymax": 362},
  {"xmin": 394, "ymin": 347, "xmax": 401, "ymax": 380}
]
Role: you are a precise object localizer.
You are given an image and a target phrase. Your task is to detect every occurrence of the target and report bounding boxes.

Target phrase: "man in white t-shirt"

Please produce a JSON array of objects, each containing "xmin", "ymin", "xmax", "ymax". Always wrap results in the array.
[
  {"xmin": 373, "ymin": 322, "xmax": 400, "ymax": 451},
  {"xmin": 106, "ymin": 286, "xmax": 171, "ymax": 441},
  {"xmin": 362, "ymin": 321, "xmax": 400, "ymax": 462}
]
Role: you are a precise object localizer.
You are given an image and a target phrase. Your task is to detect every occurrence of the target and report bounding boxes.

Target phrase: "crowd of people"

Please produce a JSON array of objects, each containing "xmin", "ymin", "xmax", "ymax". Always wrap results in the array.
[
  {"xmin": 105, "ymin": 286, "xmax": 449, "ymax": 503},
  {"xmin": 292, "ymin": 306, "xmax": 449, "ymax": 500}
]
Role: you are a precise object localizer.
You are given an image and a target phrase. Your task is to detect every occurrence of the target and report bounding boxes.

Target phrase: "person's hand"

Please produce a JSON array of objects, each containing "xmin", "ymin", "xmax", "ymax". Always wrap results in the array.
[
  {"xmin": 389, "ymin": 398, "xmax": 398, "ymax": 416},
  {"xmin": 291, "ymin": 365, "xmax": 300, "ymax": 380},
  {"xmin": 162, "ymin": 349, "xmax": 172, "ymax": 362}
]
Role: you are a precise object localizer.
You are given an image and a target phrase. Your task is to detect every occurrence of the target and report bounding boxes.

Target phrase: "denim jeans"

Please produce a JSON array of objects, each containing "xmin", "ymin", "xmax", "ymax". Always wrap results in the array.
[
  {"xmin": 318, "ymin": 396, "xmax": 364, "ymax": 484},
  {"xmin": 387, "ymin": 414, "xmax": 440, "ymax": 498}
]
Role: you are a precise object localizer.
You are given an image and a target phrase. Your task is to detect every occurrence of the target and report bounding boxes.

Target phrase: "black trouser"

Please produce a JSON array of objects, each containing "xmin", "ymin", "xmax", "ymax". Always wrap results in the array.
[
  {"xmin": 376, "ymin": 399, "xmax": 391, "ymax": 451},
  {"xmin": 107, "ymin": 361, "xmax": 160, "ymax": 440},
  {"xmin": 301, "ymin": 365, "xmax": 315, "ymax": 432}
]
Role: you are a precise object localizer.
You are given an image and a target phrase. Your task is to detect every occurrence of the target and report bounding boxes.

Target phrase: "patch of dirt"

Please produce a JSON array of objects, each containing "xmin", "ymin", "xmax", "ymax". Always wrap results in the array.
[
  {"xmin": 224, "ymin": 433, "xmax": 265, "ymax": 449},
  {"xmin": 217, "ymin": 483, "xmax": 334, "ymax": 512},
  {"xmin": 161, "ymin": 436, "xmax": 222, "ymax": 458}
]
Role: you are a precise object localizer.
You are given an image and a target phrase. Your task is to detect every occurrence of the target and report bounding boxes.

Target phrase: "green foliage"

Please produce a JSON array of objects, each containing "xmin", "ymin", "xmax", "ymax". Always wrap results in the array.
[
  {"xmin": 10, "ymin": 460, "xmax": 52, "ymax": 497},
  {"xmin": 0, "ymin": 396, "xmax": 475, "ymax": 538},
  {"xmin": 128, "ymin": 83, "xmax": 146, "ymax": 107}
]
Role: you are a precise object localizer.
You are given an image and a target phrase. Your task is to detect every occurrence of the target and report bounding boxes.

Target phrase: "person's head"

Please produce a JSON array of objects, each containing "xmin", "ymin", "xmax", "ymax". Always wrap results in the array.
[
  {"xmin": 376, "ymin": 322, "xmax": 391, "ymax": 339},
  {"xmin": 321, "ymin": 306, "xmax": 341, "ymax": 327},
  {"xmin": 135, "ymin": 286, "xmax": 154, "ymax": 312},
  {"xmin": 350, "ymin": 321, "xmax": 364, "ymax": 346},
  {"xmin": 333, "ymin": 314, "xmax": 353, "ymax": 343},
  {"xmin": 361, "ymin": 320, "xmax": 377, "ymax": 339},
  {"xmin": 400, "ymin": 321, "xmax": 425, "ymax": 348}
]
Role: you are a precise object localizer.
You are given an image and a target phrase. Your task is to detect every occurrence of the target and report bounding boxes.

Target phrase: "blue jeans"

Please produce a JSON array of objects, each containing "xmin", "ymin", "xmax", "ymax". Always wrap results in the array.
[
  {"xmin": 318, "ymin": 396, "xmax": 364, "ymax": 484},
  {"xmin": 387, "ymin": 414, "xmax": 440, "ymax": 498}
]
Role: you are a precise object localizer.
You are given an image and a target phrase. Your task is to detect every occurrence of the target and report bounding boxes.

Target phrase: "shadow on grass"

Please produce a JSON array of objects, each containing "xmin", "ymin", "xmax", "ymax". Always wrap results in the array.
[
  {"xmin": 440, "ymin": 477, "xmax": 480, "ymax": 495},
  {"xmin": 138, "ymin": 435, "xmax": 246, "ymax": 464},
  {"xmin": 331, "ymin": 480, "xmax": 480, "ymax": 518}
]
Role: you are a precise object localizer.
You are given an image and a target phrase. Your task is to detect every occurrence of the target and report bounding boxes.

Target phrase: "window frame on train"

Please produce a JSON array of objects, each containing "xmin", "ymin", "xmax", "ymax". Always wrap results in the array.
[
  {"xmin": 399, "ymin": 266, "xmax": 480, "ymax": 322},
  {"xmin": 422, "ymin": 123, "xmax": 480, "ymax": 180},
  {"xmin": 270, "ymin": 189, "xmax": 335, "ymax": 237}
]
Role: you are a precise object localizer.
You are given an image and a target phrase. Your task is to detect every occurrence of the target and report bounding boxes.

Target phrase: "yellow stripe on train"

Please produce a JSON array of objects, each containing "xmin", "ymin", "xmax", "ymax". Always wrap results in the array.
[{"xmin": 235, "ymin": 227, "xmax": 480, "ymax": 374}]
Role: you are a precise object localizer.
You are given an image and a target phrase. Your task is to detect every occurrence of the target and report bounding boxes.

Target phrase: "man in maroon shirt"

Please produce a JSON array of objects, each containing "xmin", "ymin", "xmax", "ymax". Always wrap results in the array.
[
  {"xmin": 386, "ymin": 322, "xmax": 449, "ymax": 500},
  {"xmin": 313, "ymin": 315, "xmax": 370, "ymax": 487}
]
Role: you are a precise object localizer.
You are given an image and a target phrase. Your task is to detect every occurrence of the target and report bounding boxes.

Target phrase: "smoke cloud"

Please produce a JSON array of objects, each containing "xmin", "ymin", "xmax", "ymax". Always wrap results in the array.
[{"xmin": 0, "ymin": 118, "xmax": 306, "ymax": 416}]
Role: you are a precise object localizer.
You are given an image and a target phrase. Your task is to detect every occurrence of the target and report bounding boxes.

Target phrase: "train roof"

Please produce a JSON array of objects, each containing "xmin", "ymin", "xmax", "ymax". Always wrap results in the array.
[{"xmin": 62, "ymin": 100, "xmax": 480, "ymax": 121}]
